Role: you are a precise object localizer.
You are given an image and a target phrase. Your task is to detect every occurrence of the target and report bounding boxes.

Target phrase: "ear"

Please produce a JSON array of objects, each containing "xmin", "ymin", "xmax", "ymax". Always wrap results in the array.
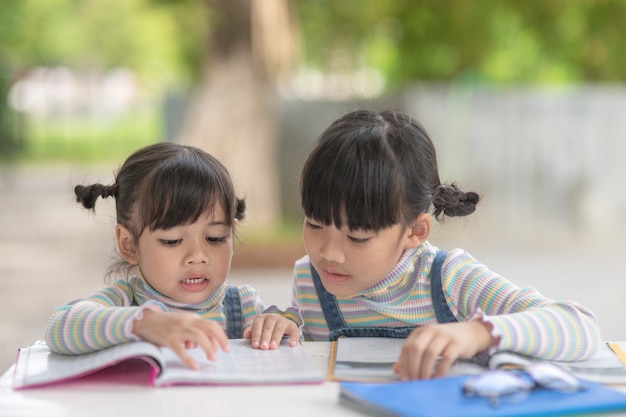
[
  {"xmin": 115, "ymin": 224, "xmax": 139, "ymax": 265},
  {"xmin": 403, "ymin": 213, "xmax": 432, "ymax": 249}
]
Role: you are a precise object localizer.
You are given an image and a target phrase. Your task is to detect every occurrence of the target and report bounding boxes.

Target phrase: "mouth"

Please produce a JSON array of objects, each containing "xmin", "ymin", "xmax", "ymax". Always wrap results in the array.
[
  {"xmin": 321, "ymin": 268, "xmax": 351, "ymax": 284},
  {"xmin": 180, "ymin": 276, "xmax": 210, "ymax": 292}
]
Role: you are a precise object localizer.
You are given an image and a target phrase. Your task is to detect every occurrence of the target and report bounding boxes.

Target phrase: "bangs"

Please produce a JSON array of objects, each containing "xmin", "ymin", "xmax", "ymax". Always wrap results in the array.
[
  {"xmin": 139, "ymin": 153, "xmax": 234, "ymax": 231},
  {"xmin": 301, "ymin": 128, "xmax": 404, "ymax": 231}
]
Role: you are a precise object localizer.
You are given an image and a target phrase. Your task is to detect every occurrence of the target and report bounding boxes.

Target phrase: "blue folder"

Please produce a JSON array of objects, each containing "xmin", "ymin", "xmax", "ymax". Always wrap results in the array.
[{"xmin": 340, "ymin": 375, "xmax": 626, "ymax": 417}]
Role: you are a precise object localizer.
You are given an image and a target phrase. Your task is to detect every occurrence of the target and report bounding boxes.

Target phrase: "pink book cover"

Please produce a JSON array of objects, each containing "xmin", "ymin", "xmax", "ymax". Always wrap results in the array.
[{"xmin": 12, "ymin": 340, "xmax": 162, "ymax": 389}]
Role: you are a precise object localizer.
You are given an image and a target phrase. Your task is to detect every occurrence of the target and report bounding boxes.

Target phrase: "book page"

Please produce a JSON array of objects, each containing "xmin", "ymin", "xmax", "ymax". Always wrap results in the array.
[
  {"xmin": 556, "ymin": 342, "xmax": 626, "ymax": 384},
  {"xmin": 330, "ymin": 337, "xmax": 485, "ymax": 382},
  {"xmin": 156, "ymin": 339, "xmax": 324, "ymax": 386},
  {"xmin": 489, "ymin": 343, "xmax": 626, "ymax": 385},
  {"xmin": 12, "ymin": 340, "xmax": 163, "ymax": 389},
  {"xmin": 331, "ymin": 337, "xmax": 404, "ymax": 382}
]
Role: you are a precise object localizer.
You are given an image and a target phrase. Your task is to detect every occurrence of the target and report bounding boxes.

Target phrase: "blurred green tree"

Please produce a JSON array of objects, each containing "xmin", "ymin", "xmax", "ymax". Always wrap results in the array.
[
  {"xmin": 2, "ymin": 0, "xmax": 626, "ymax": 204},
  {"xmin": 296, "ymin": 0, "xmax": 626, "ymax": 87},
  {"xmin": 174, "ymin": 0, "xmax": 300, "ymax": 226}
]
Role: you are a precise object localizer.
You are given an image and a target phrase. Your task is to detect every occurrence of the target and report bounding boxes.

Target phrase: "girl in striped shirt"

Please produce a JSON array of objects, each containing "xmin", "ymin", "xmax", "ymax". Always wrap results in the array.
[
  {"xmin": 46, "ymin": 143, "xmax": 301, "ymax": 369},
  {"xmin": 292, "ymin": 109, "xmax": 602, "ymax": 380}
]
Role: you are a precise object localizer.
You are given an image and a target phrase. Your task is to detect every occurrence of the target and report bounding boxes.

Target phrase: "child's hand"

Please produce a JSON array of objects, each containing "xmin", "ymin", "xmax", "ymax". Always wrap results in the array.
[
  {"xmin": 393, "ymin": 321, "xmax": 494, "ymax": 380},
  {"xmin": 132, "ymin": 310, "xmax": 230, "ymax": 370},
  {"xmin": 243, "ymin": 313, "xmax": 300, "ymax": 350}
]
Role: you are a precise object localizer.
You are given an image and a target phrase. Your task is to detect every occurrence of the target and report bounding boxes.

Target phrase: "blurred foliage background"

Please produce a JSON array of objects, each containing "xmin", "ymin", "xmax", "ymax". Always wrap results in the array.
[
  {"xmin": 3, "ymin": 0, "xmax": 626, "ymax": 160},
  {"xmin": 2, "ymin": 0, "xmax": 626, "ymax": 238}
]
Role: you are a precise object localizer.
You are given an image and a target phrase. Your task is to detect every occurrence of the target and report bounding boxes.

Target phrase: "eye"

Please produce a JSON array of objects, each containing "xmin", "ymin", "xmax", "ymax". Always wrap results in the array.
[
  {"xmin": 347, "ymin": 228, "xmax": 374, "ymax": 244},
  {"xmin": 305, "ymin": 220, "xmax": 323, "ymax": 230},
  {"xmin": 159, "ymin": 239, "xmax": 181, "ymax": 247},
  {"xmin": 206, "ymin": 236, "xmax": 228, "ymax": 244},
  {"xmin": 348, "ymin": 235, "xmax": 370, "ymax": 244}
]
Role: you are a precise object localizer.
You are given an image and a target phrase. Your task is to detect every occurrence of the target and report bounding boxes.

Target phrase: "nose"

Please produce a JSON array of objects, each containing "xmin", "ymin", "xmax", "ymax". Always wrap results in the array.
[
  {"xmin": 185, "ymin": 239, "xmax": 209, "ymax": 264},
  {"xmin": 319, "ymin": 233, "xmax": 345, "ymax": 264}
]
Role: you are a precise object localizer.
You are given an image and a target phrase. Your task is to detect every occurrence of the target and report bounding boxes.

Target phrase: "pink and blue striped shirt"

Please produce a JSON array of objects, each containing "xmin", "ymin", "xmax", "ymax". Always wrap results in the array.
[
  {"xmin": 291, "ymin": 241, "xmax": 602, "ymax": 361},
  {"xmin": 46, "ymin": 274, "xmax": 301, "ymax": 355}
]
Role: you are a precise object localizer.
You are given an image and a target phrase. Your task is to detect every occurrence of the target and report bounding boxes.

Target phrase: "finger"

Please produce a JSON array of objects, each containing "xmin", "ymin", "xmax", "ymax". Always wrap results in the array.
[
  {"xmin": 394, "ymin": 340, "xmax": 415, "ymax": 380},
  {"xmin": 399, "ymin": 329, "xmax": 435, "ymax": 380},
  {"xmin": 284, "ymin": 322, "xmax": 301, "ymax": 347},
  {"xmin": 434, "ymin": 354, "xmax": 455, "ymax": 378},
  {"xmin": 171, "ymin": 343, "xmax": 200, "ymax": 370},
  {"xmin": 203, "ymin": 321, "xmax": 230, "ymax": 353},
  {"xmin": 418, "ymin": 347, "xmax": 440, "ymax": 380},
  {"xmin": 249, "ymin": 316, "xmax": 267, "ymax": 349},
  {"xmin": 242, "ymin": 326, "xmax": 252, "ymax": 339},
  {"xmin": 418, "ymin": 337, "xmax": 449, "ymax": 379},
  {"xmin": 258, "ymin": 316, "xmax": 279, "ymax": 350},
  {"xmin": 268, "ymin": 320, "xmax": 289, "ymax": 349},
  {"xmin": 395, "ymin": 347, "xmax": 416, "ymax": 380},
  {"xmin": 392, "ymin": 362, "xmax": 400, "ymax": 375},
  {"xmin": 193, "ymin": 332, "xmax": 219, "ymax": 362},
  {"xmin": 434, "ymin": 345, "xmax": 461, "ymax": 378}
]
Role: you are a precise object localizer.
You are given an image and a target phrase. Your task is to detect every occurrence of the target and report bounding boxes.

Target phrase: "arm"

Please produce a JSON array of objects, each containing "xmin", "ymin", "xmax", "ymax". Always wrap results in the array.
[
  {"xmin": 395, "ymin": 249, "xmax": 603, "ymax": 380},
  {"xmin": 443, "ymin": 248, "xmax": 603, "ymax": 361},
  {"xmin": 45, "ymin": 278, "xmax": 229, "ymax": 368},
  {"xmin": 44, "ymin": 279, "xmax": 164, "ymax": 354}
]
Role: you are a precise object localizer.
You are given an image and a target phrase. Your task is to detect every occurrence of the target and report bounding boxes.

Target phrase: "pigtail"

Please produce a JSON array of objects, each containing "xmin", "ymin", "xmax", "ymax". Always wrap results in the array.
[
  {"xmin": 432, "ymin": 183, "xmax": 480, "ymax": 220},
  {"xmin": 235, "ymin": 198, "xmax": 246, "ymax": 221},
  {"xmin": 74, "ymin": 183, "xmax": 117, "ymax": 210}
]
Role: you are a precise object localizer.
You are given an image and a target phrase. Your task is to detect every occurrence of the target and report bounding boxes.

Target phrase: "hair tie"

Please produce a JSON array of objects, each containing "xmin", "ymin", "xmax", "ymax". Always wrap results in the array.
[{"xmin": 102, "ymin": 184, "xmax": 117, "ymax": 198}]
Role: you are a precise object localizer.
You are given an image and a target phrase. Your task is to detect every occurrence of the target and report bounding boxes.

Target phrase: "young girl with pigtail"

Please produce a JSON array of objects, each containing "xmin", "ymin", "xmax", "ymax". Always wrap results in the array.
[
  {"xmin": 46, "ymin": 143, "xmax": 301, "ymax": 369},
  {"xmin": 291, "ymin": 109, "xmax": 602, "ymax": 380}
]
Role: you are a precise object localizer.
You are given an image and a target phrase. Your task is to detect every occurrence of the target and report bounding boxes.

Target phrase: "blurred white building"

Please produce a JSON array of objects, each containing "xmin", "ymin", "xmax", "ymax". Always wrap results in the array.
[{"xmin": 8, "ymin": 66, "xmax": 139, "ymax": 118}]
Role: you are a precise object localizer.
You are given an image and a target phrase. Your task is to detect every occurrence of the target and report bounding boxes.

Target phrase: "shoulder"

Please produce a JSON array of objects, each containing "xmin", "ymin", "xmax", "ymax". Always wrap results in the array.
[
  {"xmin": 416, "ymin": 243, "xmax": 490, "ymax": 281},
  {"xmin": 293, "ymin": 255, "xmax": 315, "ymax": 285},
  {"xmin": 441, "ymin": 248, "xmax": 486, "ymax": 271},
  {"xmin": 418, "ymin": 242, "xmax": 481, "ymax": 267},
  {"xmin": 83, "ymin": 278, "xmax": 135, "ymax": 305},
  {"xmin": 436, "ymin": 247, "xmax": 506, "ymax": 293},
  {"xmin": 229, "ymin": 284, "xmax": 259, "ymax": 300},
  {"xmin": 294, "ymin": 254, "xmax": 312, "ymax": 274}
]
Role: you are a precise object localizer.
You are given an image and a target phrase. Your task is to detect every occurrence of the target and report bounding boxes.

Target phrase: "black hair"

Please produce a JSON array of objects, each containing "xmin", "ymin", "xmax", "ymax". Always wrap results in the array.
[
  {"xmin": 301, "ymin": 109, "xmax": 479, "ymax": 231},
  {"xmin": 74, "ymin": 142, "xmax": 245, "ymax": 276}
]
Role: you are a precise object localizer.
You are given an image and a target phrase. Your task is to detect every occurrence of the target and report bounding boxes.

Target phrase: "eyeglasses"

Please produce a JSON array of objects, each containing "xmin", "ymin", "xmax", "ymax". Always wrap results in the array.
[{"xmin": 462, "ymin": 361, "xmax": 586, "ymax": 407}]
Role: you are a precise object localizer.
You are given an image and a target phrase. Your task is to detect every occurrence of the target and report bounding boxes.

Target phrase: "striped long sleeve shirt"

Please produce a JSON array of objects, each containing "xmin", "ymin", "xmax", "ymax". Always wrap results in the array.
[
  {"xmin": 291, "ymin": 241, "xmax": 603, "ymax": 361},
  {"xmin": 46, "ymin": 274, "xmax": 301, "ymax": 355}
]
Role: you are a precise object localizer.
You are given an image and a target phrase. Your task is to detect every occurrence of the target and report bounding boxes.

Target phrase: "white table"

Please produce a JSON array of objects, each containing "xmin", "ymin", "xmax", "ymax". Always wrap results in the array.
[{"xmin": 3, "ymin": 342, "xmax": 626, "ymax": 417}]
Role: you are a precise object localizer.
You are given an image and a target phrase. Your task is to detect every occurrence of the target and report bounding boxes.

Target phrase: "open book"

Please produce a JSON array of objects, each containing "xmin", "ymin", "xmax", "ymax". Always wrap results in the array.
[
  {"xmin": 329, "ymin": 337, "xmax": 626, "ymax": 384},
  {"xmin": 12, "ymin": 339, "xmax": 325, "ymax": 389}
]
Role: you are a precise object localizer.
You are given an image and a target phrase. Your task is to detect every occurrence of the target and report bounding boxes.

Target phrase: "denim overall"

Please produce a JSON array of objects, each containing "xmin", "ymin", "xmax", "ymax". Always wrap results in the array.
[
  {"xmin": 311, "ymin": 250, "xmax": 457, "ymax": 341},
  {"xmin": 224, "ymin": 286, "xmax": 244, "ymax": 339}
]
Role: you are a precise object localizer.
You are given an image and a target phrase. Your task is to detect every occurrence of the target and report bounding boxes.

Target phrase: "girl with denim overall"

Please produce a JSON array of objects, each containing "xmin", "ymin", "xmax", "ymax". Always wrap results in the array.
[
  {"xmin": 311, "ymin": 250, "xmax": 456, "ymax": 341},
  {"xmin": 292, "ymin": 109, "xmax": 602, "ymax": 380},
  {"xmin": 46, "ymin": 143, "xmax": 301, "ymax": 370}
]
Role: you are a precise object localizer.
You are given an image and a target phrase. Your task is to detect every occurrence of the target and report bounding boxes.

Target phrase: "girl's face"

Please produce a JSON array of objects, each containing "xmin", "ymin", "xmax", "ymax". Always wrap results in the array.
[
  {"xmin": 117, "ymin": 205, "xmax": 234, "ymax": 304},
  {"xmin": 303, "ymin": 215, "xmax": 430, "ymax": 297}
]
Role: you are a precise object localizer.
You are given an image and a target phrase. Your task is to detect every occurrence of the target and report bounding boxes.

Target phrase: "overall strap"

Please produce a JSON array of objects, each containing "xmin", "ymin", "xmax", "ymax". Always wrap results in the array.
[
  {"xmin": 311, "ymin": 265, "xmax": 416, "ymax": 340},
  {"xmin": 223, "ymin": 286, "xmax": 244, "ymax": 339},
  {"xmin": 430, "ymin": 250, "xmax": 458, "ymax": 324},
  {"xmin": 309, "ymin": 264, "xmax": 416, "ymax": 341},
  {"xmin": 311, "ymin": 266, "xmax": 346, "ymax": 332}
]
